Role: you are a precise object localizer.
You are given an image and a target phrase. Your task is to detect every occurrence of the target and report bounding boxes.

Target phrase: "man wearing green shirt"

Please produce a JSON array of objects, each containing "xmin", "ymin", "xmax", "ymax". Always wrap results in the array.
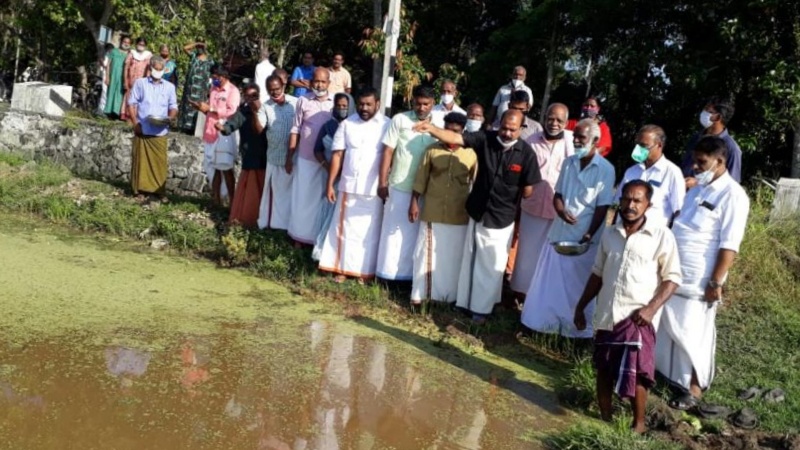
[
  {"xmin": 376, "ymin": 85, "xmax": 444, "ymax": 281},
  {"xmin": 409, "ymin": 112, "xmax": 477, "ymax": 304}
]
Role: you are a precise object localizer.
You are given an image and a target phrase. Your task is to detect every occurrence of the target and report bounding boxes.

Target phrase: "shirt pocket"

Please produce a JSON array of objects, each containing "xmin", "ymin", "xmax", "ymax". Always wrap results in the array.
[
  {"xmin": 688, "ymin": 205, "xmax": 718, "ymax": 231},
  {"xmin": 581, "ymin": 186, "xmax": 598, "ymax": 205},
  {"xmin": 628, "ymin": 254, "xmax": 659, "ymax": 289},
  {"xmin": 503, "ymin": 170, "xmax": 521, "ymax": 186}
]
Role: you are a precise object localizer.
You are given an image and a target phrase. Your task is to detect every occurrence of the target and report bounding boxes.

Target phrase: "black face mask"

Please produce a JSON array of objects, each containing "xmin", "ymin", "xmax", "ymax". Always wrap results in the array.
[{"xmin": 545, "ymin": 130, "xmax": 564, "ymax": 140}]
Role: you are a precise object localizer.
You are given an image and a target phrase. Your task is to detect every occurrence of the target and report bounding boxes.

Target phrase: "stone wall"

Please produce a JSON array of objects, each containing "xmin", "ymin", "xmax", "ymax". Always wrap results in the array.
[{"xmin": 0, "ymin": 109, "xmax": 210, "ymax": 196}]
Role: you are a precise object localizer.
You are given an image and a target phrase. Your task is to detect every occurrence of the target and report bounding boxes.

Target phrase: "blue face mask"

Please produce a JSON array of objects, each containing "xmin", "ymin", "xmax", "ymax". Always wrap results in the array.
[
  {"xmin": 574, "ymin": 145, "xmax": 590, "ymax": 159},
  {"xmin": 631, "ymin": 144, "xmax": 650, "ymax": 163},
  {"xmin": 212, "ymin": 78, "xmax": 221, "ymax": 88}
]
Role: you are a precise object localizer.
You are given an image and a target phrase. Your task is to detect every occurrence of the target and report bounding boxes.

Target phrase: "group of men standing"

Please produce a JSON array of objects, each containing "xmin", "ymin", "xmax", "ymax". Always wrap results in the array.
[{"xmin": 126, "ymin": 55, "xmax": 750, "ymax": 432}]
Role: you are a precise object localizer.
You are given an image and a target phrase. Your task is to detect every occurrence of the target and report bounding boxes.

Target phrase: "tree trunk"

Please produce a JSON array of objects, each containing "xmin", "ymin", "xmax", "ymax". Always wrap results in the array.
[
  {"xmin": 277, "ymin": 46, "xmax": 287, "ymax": 68},
  {"xmin": 584, "ymin": 55, "xmax": 593, "ymax": 98},
  {"xmin": 372, "ymin": 0, "xmax": 383, "ymax": 89},
  {"xmin": 539, "ymin": 17, "xmax": 558, "ymax": 123},
  {"xmin": 792, "ymin": 120, "xmax": 800, "ymax": 178},
  {"xmin": 75, "ymin": 0, "xmax": 115, "ymax": 72}
]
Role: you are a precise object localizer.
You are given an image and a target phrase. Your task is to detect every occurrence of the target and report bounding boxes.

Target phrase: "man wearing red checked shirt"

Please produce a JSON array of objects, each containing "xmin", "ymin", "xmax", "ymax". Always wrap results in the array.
[{"xmin": 414, "ymin": 110, "xmax": 541, "ymax": 324}]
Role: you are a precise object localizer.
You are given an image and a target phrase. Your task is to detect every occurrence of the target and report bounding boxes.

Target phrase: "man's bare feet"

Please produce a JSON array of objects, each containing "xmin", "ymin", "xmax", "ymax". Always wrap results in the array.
[{"xmin": 333, "ymin": 275, "xmax": 346, "ymax": 284}]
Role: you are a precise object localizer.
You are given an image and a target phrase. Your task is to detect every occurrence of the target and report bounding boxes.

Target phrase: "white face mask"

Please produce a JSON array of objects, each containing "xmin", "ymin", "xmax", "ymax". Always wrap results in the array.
[
  {"xmin": 496, "ymin": 136, "xmax": 517, "ymax": 149},
  {"xmin": 150, "ymin": 69, "xmax": 164, "ymax": 80},
  {"xmin": 699, "ymin": 110, "xmax": 714, "ymax": 129},
  {"xmin": 312, "ymin": 88, "xmax": 328, "ymax": 98},
  {"xmin": 136, "ymin": 45, "xmax": 145, "ymax": 52},
  {"xmin": 465, "ymin": 119, "xmax": 482, "ymax": 133},
  {"xmin": 440, "ymin": 93, "xmax": 454, "ymax": 105},
  {"xmin": 511, "ymin": 79, "xmax": 523, "ymax": 89},
  {"xmin": 695, "ymin": 162, "xmax": 718, "ymax": 186}
]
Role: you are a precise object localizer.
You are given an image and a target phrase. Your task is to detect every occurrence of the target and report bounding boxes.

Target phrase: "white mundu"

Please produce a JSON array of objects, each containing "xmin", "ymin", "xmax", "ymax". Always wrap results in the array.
[
  {"xmin": 319, "ymin": 112, "xmax": 390, "ymax": 278},
  {"xmin": 616, "ymin": 156, "xmax": 685, "ymax": 226},
  {"xmin": 520, "ymin": 153, "xmax": 615, "ymax": 338},
  {"xmin": 655, "ymin": 171, "xmax": 749, "ymax": 391}
]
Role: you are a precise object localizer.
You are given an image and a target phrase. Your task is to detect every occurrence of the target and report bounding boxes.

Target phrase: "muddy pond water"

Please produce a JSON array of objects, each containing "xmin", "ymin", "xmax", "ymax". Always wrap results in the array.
[{"xmin": 0, "ymin": 219, "xmax": 570, "ymax": 449}]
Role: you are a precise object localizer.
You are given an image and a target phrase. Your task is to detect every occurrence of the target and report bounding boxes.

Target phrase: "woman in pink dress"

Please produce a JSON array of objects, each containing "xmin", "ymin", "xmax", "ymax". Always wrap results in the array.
[{"xmin": 121, "ymin": 37, "xmax": 152, "ymax": 120}]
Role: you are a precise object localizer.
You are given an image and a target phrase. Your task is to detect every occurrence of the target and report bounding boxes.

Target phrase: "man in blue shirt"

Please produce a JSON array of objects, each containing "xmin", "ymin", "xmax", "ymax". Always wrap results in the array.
[
  {"xmin": 682, "ymin": 97, "xmax": 742, "ymax": 186},
  {"xmin": 127, "ymin": 56, "xmax": 178, "ymax": 200},
  {"xmin": 290, "ymin": 51, "xmax": 316, "ymax": 97}
]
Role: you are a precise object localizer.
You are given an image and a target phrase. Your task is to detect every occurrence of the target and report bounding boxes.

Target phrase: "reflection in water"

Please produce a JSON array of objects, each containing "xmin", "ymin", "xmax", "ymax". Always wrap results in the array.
[{"xmin": 0, "ymin": 322, "xmax": 559, "ymax": 449}]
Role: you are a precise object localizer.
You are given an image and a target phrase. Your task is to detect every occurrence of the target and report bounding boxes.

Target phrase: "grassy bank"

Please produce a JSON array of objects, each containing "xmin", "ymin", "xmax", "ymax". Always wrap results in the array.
[{"xmin": 1, "ymin": 151, "xmax": 798, "ymax": 447}]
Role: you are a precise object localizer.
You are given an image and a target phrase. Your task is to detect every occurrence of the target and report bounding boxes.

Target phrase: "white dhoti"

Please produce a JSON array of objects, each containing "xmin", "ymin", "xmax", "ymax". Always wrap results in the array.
[
  {"xmin": 520, "ymin": 243, "xmax": 598, "ymax": 338},
  {"xmin": 203, "ymin": 141, "xmax": 232, "ymax": 199},
  {"xmin": 410, "ymin": 221, "xmax": 468, "ymax": 303},
  {"xmin": 455, "ymin": 219, "xmax": 515, "ymax": 315},
  {"xmin": 319, "ymin": 192, "xmax": 384, "ymax": 279},
  {"xmin": 288, "ymin": 158, "xmax": 326, "ymax": 244},
  {"xmin": 257, "ymin": 163, "xmax": 294, "ymax": 230},
  {"xmin": 375, "ymin": 188, "xmax": 419, "ymax": 281},
  {"xmin": 510, "ymin": 213, "xmax": 553, "ymax": 294},
  {"xmin": 655, "ymin": 294, "xmax": 717, "ymax": 391}
]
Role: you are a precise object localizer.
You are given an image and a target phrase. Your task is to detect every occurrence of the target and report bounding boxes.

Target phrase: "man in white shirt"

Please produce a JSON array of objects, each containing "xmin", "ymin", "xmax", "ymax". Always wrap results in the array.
[
  {"xmin": 487, "ymin": 65, "xmax": 534, "ymax": 125},
  {"xmin": 616, "ymin": 125, "xmax": 685, "ymax": 226},
  {"xmin": 319, "ymin": 87, "xmax": 391, "ymax": 282},
  {"xmin": 574, "ymin": 179, "xmax": 681, "ymax": 433},
  {"xmin": 656, "ymin": 136, "xmax": 750, "ymax": 411},
  {"xmin": 328, "ymin": 52, "xmax": 352, "ymax": 94},
  {"xmin": 254, "ymin": 48, "xmax": 276, "ymax": 103},
  {"xmin": 521, "ymin": 119, "xmax": 616, "ymax": 338},
  {"xmin": 432, "ymin": 79, "xmax": 466, "ymax": 115}
]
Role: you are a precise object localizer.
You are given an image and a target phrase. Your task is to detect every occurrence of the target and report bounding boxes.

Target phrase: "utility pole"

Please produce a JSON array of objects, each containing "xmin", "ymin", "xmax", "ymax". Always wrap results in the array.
[
  {"xmin": 380, "ymin": 0, "xmax": 401, "ymax": 116},
  {"xmin": 371, "ymin": 0, "xmax": 382, "ymax": 90}
]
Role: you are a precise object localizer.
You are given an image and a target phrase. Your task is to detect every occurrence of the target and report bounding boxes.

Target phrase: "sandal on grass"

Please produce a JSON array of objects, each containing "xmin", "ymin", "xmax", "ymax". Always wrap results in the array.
[
  {"xmin": 762, "ymin": 388, "xmax": 786, "ymax": 403},
  {"xmin": 731, "ymin": 407, "xmax": 758, "ymax": 430},
  {"xmin": 696, "ymin": 403, "xmax": 732, "ymax": 419},
  {"xmin": 668, "ymin": 393, "xmax": 698, "ymax": 411},
  {"xmin": 737, "ymin": 386, "xmax": 763, "ymax": 401}
]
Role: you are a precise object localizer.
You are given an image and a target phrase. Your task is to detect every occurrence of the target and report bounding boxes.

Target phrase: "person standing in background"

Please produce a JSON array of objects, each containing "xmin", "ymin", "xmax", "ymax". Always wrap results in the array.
[
  {"xmin": 290, "ymin": 52, "xmax": 316, "ymax": 97},
  {"xmin": 104, "ymin": 35, "xmax": 130, "ymax": 118},
  {"xmin": 159, "ymin": 44, "xmax": 178, "ymax": 85},
  {"xmin": 566, "ymin": 96, "xmax": 613, "ymax": 157},
  {"xmin": 122, "ymin": 37, "xmax": 152, "ymax": 121},
  {"xmin": 327, "ymin": 52, "xmax": 352, "ymax": 95},
  {"xmin": 96, "ymin": 43, "xmax": 115, "ymax": 116},
  {"xmin": 178, "ymin": 40, "xmax": 214, "ymax": 134},
  {"xmin": 254, "ymin": 48, "xmax": 276, "ymax": 103}
]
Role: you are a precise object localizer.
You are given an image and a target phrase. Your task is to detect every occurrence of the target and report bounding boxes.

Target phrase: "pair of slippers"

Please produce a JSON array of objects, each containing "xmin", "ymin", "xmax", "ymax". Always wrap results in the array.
[
  {"xmin": 737, "ymin": 386, "xmax": 786, "ymax": 403},
  {"xmin": 668, "ymin": 394, "xmax": 760, "ymax": 429}
]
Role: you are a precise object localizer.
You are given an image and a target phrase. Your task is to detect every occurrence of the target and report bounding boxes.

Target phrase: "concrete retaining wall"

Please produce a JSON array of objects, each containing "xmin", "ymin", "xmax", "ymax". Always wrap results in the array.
[{"xmin": 0, "ymin": 108, "xmax": 211, "ymax": 197}]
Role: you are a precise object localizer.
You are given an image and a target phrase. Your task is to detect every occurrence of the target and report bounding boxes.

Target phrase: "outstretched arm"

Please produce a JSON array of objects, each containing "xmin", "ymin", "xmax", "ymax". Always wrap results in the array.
[{"xmin": 412, "ymin": 122, "xmax": 464, "ymax": 146}]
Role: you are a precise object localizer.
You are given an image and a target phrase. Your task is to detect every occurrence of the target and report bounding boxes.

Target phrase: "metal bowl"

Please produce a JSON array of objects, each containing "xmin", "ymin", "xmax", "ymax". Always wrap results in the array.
[
  {"xmin": 552, "ymin": 240, "xmax": 590, "ymax": 256},
  {"xmin": 146, "ymin": 115, "xmax": 170, "ymax": 126}
]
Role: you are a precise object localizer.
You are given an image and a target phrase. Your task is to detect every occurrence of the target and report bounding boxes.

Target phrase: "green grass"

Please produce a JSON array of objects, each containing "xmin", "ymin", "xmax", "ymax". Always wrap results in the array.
[
  {"xmin": 541, "ymin": 419, "xmax": 682, "ymax": 450},
  {"xmin": 693, "ymin": 188, "xmax": 800, "ymax": 433},
  {"xmin": 1, "ymin": 151, "xmax": 799, "ymax": 442}
]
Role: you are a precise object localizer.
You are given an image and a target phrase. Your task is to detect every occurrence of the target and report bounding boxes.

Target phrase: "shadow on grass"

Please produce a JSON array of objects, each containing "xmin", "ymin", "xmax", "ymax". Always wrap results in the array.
[{"xmin": 350, "ymin": 314, "xmax": 569, "ymax": 417}]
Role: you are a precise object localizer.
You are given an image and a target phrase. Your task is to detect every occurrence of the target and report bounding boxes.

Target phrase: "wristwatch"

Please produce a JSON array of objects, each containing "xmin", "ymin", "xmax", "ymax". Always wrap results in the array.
[{"xmin": 707, "ymin": 280, "xmax": 724, "ymax": 289}]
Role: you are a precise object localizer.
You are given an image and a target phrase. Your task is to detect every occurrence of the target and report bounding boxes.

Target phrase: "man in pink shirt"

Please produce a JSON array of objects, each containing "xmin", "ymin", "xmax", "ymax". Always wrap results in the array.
[
  {"xmin": 510, "ymin": 103, "xmax": 574, "ymax": 299},
  {"xmin": 191, "ymin": 65, "xmax": 241, "ymax": 205},
  {"xmin": 286, "ymin": 67, "xmax": 334, "ymax": 247}
]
